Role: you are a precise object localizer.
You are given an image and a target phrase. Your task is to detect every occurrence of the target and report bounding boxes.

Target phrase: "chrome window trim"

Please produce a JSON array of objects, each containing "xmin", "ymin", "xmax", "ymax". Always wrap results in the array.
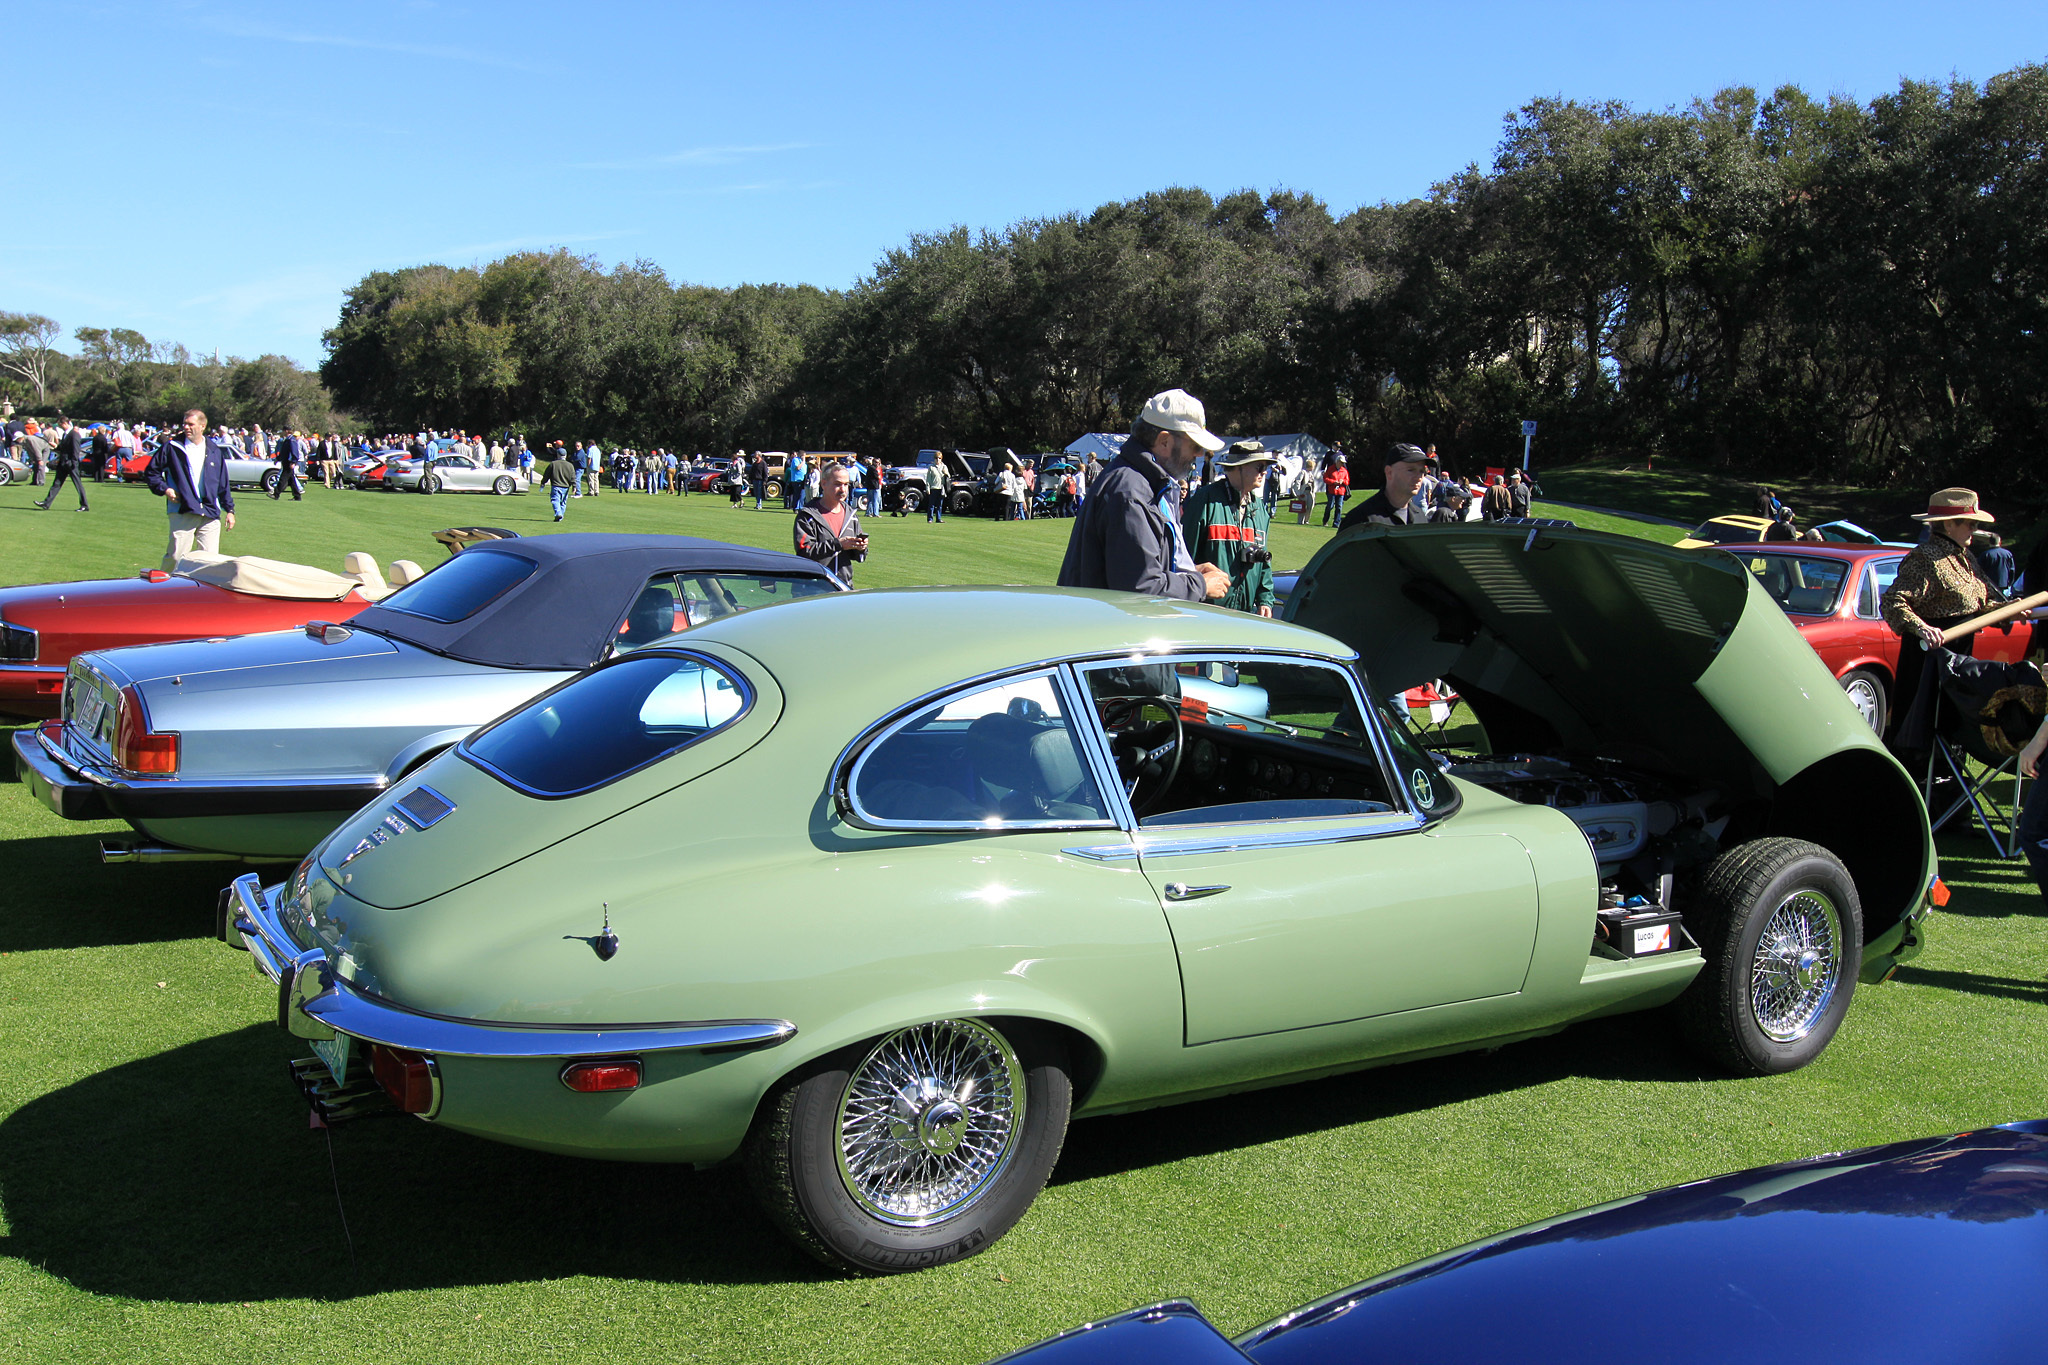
[
  {"xmin": 460, "ymin": 647, "xmax": 753, "ymax": 800},
  {"xmin": 0, "ymin": 661, "xmax": 56, "ymax": 673},
  {"xmin": 837, "ymin": 665, "xmax": 1119, "ymax": 833},
  {"xmin": 1058, "ymin": 662, "xmax": 1136, "ymax": 829},
  {"xmin": 1133, "ymin": 811, "xmax": 1427, "ymax": 860},
  {"xmin": 1060, "ymin": 841, "xmax": 1141, "ymax": 863}
]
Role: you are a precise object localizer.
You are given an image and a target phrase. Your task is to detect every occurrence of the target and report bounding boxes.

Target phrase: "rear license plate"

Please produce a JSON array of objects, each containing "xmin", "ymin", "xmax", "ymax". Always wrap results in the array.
[
  {"xmin": 71, "ymin": 681, "xmax": 107, "ymax": 736},
  {"xmin": 313, "ymin": 1033, "xmax": 352, "ymax": 1086}
]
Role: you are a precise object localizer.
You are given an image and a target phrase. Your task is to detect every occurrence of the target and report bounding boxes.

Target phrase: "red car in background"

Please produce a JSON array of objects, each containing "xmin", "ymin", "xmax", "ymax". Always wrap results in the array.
[
  {"xmin": 0, "ymin": 551, "xmax": 415, "ymax": 719},
  {"xmin": 1725, "ymin": 543, "xmax": 2030, "ymax": 733}
]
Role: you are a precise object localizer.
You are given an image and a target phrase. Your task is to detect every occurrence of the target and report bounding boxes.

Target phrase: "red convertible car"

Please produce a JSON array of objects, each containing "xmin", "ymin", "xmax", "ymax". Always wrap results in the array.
[
  {"xmin": 1728, "ymin": 543, "xmax": 2029, "ymax": 733},
  {"xmin": 0, "ymin": 550, "xmax": 421, "ymax": 719}
]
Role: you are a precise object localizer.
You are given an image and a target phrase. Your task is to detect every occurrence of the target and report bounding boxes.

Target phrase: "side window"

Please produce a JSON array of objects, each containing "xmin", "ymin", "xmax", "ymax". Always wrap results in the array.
[
  {"xmin": 1081, "ymin": 656, "xmax": 1418, "ymax": 828},
  {"xmin": 1862, "ymin": 558, "xmax": 1901, "ymax": 619},
  {"xmin": 849, "ymin": 673, "xmax": 1110, "ymax": 828},
  {"xmin": 613, "ymin": 575, "xmax": 682, "ymax": 651},
  {"xmin": 675, "ymin": 572, "xmax": 837, "ymax": 627}
]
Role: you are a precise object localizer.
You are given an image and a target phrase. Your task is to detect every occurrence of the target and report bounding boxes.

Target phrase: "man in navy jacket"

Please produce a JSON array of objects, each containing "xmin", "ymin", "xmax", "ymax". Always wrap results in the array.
[
  {"xmin": 145, "ymin": 408, "xmax": 238, "ymax": 568},
  {"xmin": 269, "ymin": 430, "xmax": 305, "ymax": 500}
]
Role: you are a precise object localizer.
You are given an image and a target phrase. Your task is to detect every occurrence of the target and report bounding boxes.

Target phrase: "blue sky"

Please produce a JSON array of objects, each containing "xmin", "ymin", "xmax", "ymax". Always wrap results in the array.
[{"xmin": 9, "ymin": 1, "xmax": 2046, "ymax": 369}]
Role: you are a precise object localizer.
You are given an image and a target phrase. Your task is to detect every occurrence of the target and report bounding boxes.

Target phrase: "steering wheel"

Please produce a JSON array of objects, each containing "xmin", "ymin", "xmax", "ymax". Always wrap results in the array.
[{"xmin": 1103, "ymin": 696, "xmax": 1184, "ymax": 816}]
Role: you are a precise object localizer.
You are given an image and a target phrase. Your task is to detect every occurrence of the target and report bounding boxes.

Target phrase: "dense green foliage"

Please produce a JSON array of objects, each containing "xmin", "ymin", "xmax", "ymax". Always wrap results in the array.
[
  {"xmin": 318, "ymin": 65, "xmax": 2048, "ymax": 503},
  {"xmin": 0, "ymin": 317, "xmax": 335, "ymax": 433}
]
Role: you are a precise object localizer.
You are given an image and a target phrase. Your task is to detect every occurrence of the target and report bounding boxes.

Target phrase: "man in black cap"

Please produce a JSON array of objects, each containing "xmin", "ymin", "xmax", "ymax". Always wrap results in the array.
[{"xmin": 1340, "ymin": 443, "xmax": 1438, "ymax": 530}]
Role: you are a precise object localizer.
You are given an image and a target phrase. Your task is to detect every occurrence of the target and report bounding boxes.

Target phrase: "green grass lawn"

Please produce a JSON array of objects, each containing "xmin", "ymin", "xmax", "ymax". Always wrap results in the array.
[{"xmin": 0, "ymin": 475, "xmax": 2040, "ymax": 1363}]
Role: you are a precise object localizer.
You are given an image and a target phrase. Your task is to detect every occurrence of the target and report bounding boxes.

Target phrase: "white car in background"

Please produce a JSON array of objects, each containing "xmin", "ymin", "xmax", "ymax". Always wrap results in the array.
[{"xmin": 384, "ymin": 452, "xmax": 523, "ymax": 496}]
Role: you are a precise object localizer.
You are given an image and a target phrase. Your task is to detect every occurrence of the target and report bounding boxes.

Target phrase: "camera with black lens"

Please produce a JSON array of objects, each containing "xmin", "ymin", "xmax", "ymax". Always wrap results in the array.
[{"xmin": 1241, "ymin": 545, "xmax": 1272, "ymax": 565}]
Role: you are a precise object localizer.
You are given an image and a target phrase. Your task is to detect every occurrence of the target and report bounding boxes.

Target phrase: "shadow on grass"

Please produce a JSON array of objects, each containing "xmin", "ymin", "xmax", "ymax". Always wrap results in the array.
[
  {"xmin": 1055, "ymin": 1011, "xmax": 1710, "ymax": 1187},
  {"xmin": 1890, "ymin": 966, "xmax": 2048, "ymax": 1005},
  {"xmin": 0, "ymin": 833, "xmax": 244, "ymax": 952},
  {"xmin": 0, "ymin": 1025, "xmax": 815, "ymax": 1302},
  {"xmin": 0, "ymin": 1010, "xmax": 1722, "ymax": 1302}
]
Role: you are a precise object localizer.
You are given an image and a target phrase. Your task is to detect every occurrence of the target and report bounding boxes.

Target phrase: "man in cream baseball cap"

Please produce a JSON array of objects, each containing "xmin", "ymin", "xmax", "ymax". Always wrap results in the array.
[
  {"xmin": 1139, "ymin": 388, "xmax": 1226, "ymax": 454},
  {"xmin": 1057, "ymin": 388, "xmax": 1230, "ymax": 600}
]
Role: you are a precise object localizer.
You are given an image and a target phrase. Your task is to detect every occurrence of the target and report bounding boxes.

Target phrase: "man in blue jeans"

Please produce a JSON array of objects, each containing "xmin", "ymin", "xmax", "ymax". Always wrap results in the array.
[{"xmin": 541, "ymin": 443, "xmax": 577, "ymax": 521}]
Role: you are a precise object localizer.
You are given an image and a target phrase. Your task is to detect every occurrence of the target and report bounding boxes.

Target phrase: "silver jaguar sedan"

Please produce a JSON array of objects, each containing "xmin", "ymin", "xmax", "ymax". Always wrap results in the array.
[
  {"xmin": 14, "ymin": 534, "xmax": 841, "ymax": 862},
  {"xmin": 384, "ymin": 452, "xmax": 522, "ymax": 495}
]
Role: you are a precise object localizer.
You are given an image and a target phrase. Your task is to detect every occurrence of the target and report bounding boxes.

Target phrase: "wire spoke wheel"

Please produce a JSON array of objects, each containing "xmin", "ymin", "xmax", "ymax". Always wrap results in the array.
[
  {"xmin": 1749, "ymin": 889, "xmax": 1842, "ymax": 1043},
  {"xmin": 836, "ymin": 1019, "xmax": 1024, "ymax": 1227},
  {"xmin": 1677, "ymin": 836, "xmax": 1862, "ymax": 1075}
]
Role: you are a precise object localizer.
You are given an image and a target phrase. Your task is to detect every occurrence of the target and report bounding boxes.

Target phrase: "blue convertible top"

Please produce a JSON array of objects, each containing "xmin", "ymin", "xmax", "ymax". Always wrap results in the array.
[{"xmin": 344, "ymin": 533, "xmax": 835, "ymax": 670}]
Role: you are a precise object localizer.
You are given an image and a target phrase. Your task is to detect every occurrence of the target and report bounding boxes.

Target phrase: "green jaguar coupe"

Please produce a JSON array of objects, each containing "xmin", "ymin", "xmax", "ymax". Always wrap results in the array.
[{"xmin": 226, "ymin": 522, "xmax": 1935, "ymax": 1273}]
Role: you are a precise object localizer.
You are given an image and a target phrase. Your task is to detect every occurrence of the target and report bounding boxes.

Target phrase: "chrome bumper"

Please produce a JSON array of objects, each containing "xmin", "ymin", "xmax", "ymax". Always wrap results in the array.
[
  {"xmin": 12, "ymin": 723, "xmax": 111, "ymax": 820},
  {"xmin": 226, "ymin": 874, "xmax": 797, "ymax": 1059},
  {"xmin": 12, "ymin": 723, "xmax": 385, "ymax": 822}
]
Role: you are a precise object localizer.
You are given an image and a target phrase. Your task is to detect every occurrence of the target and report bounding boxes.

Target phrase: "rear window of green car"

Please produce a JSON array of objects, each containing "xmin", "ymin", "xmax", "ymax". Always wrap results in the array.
[{"xmin": 462, "ymin": 651, "xmax": 749, "ymax": 797}]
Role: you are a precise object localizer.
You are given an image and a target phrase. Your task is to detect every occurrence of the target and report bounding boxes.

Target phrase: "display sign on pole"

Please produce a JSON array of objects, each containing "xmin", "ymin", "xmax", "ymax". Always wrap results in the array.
[{"xmin": 1520, "ymin": 420, "xmax": 1536, "ymax": 470}]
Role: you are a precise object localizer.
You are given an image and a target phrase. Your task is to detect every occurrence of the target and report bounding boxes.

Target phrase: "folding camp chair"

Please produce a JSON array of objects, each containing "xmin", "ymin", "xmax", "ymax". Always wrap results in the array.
[
  {"xmin": 1925, "ymin": 654, "xmax": 2040, "ymax": 859},
  {"xmin": 1403, "ymin": 681, "xmax": 1460, "ymax": 748}
]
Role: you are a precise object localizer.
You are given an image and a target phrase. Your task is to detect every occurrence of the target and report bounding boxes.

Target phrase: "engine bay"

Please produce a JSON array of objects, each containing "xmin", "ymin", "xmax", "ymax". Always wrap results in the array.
[{"xmin": 1449, "ymin": 753, "xmax": 1728, "ymax": 959}]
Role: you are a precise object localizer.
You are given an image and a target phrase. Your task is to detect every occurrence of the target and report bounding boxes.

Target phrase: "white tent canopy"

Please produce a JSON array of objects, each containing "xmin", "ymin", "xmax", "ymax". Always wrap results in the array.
[{"xmin": 1063, "ymin": 432, "xmax": 1126, "ymax": 462}]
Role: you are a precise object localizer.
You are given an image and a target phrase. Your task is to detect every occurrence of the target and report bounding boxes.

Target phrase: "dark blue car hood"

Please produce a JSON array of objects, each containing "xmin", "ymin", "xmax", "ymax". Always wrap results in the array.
[{"xmin": 994, "ymin": 1122, "xmax": 2048, "ymax": 1365}]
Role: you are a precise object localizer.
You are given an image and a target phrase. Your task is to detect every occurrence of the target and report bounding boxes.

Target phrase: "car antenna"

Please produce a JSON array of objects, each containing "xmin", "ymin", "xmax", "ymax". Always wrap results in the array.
[{"xmin": 565, "ymin": 904, "xmax": 620, "ymax": 962}]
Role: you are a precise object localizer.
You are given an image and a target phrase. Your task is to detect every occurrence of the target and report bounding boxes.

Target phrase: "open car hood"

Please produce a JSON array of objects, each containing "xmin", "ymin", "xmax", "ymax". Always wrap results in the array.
[{"xmin": 1286, "ymin": 522, "xmax": 1888, "ymax": 802}]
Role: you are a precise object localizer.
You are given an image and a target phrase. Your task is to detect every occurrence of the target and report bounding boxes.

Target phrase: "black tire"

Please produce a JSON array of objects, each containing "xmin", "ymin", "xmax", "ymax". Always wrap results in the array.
[
  {"xmin": 745, "ymin": 1018, "xmax": 1070, "ymax": 1275},
  {"xmin": 949, "ymin": 488, "xmax": 975, "ymax": 517},
  {"xmin": 260, "ymin": 468, "xmax": 281, "ymax": 494},
  {"xmin": 898, "ymin": 487, "xmax": 923, "ymax": 514},
  {"xmin": 1839, "ymin": 668, "xmax": 1888, "ymax": 735},
  {"xmin": 420, "ymin": 474, "xmax": 441, "ymax": 495},
  {"xmin": 492, "ymin": 475, "xmax": 515, "ymax": 496},
  {"xmin": 1676, "ymin": 837, "xmax": 1862, "ymax": 1076}
]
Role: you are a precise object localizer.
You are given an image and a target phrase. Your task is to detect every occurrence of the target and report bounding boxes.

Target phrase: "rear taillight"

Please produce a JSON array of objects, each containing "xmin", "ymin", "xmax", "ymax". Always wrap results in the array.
[
  {"xmin": 560, "ymin": 1059, "xmax": 641, "ymax": 1093},
  {"xmin": 0, "ymin": 618, "xmax": 35, "ymax": 662},
  {"xmin": 368, "ymin": 1044, "xmax": 438, "ymax": 1113},
  {"xmin": 114, "ymin": 685, "xmax": 179, "ymax": 773}
]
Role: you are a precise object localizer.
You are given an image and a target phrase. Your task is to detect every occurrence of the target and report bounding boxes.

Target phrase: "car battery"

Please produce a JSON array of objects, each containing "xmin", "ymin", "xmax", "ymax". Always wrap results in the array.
[{"xmin": 1596, "ymin": 903, "xmax": 1686, "ymax": 958}]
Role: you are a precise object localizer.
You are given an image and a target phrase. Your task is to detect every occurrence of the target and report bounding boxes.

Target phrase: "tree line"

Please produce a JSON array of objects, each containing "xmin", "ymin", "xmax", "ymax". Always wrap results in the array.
[{"xmin": 0, "ymin": 311, "xmax": 335, "ymax": 433}]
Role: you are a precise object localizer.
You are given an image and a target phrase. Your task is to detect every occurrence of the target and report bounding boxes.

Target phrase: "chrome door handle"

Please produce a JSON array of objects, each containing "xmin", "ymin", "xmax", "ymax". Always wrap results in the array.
[{"xmin": 1163, "ymin": 882, "xmax": 1230, "ymax": 902}]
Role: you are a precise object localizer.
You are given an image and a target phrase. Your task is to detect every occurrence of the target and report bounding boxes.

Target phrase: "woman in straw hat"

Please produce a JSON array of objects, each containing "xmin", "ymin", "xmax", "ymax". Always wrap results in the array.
[{"xmin": 1880, "ymin": 487, "xmax": 1998, "ymax": 751}]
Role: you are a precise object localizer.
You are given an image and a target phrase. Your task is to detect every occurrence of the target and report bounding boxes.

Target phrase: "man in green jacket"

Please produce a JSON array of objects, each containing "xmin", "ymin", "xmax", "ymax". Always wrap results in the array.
[{"xmin": 1181, "ymin": 439, "xmax": 1277, "ymax": 616}]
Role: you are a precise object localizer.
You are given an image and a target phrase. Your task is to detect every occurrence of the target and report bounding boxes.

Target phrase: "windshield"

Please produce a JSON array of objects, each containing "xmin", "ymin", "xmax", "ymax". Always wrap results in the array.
[
  {"xmin": 1691, "ymin": 519, "xmax": 1763, "ymax": 544},
  {"xmin": 462, "ymin": 651, "xmax": 749, "ymax": 797},
  {"xmin": 374, "ymin": 550, "xmax": 535, "ymax": 622},
  {"xmin": 1738, "ymin": 553, "xmax": 1850, "ymax": 616}
]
